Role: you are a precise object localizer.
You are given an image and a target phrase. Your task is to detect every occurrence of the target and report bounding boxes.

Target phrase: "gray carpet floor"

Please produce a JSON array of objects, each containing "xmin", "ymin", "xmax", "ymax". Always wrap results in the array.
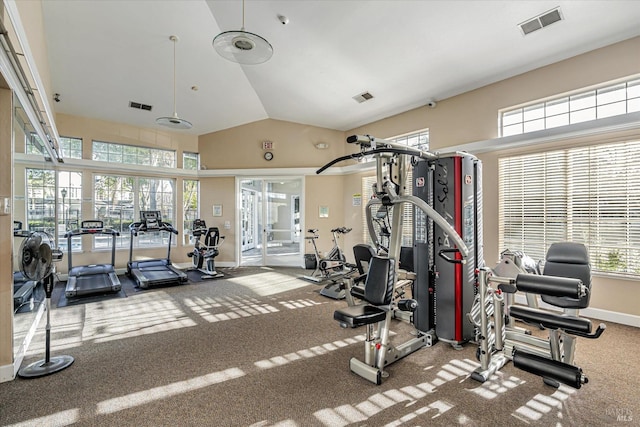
[{"xmin": 1, "ymin": 266, "xmax": 638, "ymax": 427}]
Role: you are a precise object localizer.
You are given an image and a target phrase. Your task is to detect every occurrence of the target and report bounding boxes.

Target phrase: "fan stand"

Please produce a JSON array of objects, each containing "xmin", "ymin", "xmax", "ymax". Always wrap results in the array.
[{"xmin": 18, "ymin": 274, "xmax": 74, "ymax": 378}]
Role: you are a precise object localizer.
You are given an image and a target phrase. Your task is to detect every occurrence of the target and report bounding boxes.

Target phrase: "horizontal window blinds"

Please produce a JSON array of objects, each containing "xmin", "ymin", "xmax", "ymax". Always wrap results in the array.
[{"xmin": 499, "ymin": 140, "xmax": 640, "ymax": 277}]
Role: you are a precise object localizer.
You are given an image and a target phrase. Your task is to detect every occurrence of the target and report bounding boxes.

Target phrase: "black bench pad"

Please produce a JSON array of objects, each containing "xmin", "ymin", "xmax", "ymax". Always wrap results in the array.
[
  {"xmin": 334, "ymin": 304, "xmax": 387, "ymax": 328},
  {"xmin": 510, "ymin": 305, "xmax": 592, "ymax": 334}
]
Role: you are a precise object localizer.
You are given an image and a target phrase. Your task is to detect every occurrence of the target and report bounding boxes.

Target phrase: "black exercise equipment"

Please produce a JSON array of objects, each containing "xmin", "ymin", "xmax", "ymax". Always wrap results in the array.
[
  {"xmin": 64, "ymin": 220, "xmax": 121, "ymax": 297},
  {"xmin": 320, "ymin": 134, "xmax": 470, "ymax": 384},
  {"xmin": 127, "ymin": 210, "xmax": 188, "ymax": 289},
  {"xmin": 187, "ymin": 218, "xmax": 224, "ymax": 279}
]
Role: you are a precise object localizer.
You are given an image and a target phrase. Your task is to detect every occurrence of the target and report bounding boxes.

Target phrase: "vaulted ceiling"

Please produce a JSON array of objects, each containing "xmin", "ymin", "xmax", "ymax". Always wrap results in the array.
[{"xmin": 41, "ymin": 1, "xmax": 640, "ymax": 136}]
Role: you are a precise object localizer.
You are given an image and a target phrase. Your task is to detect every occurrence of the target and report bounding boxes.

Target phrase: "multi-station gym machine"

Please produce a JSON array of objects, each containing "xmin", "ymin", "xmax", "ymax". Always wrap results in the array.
[
  {"xmin": 318, "ymin": 134, "xmax": 481, "ymax": 384},
  {"xmin": 320, "ymin": 134, "xmax": 603, "ymax": 388}
]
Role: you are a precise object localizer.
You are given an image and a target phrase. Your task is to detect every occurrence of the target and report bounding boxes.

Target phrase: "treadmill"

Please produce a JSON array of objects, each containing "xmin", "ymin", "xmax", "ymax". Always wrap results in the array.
[
  {"xmin": 64, "ymin": 220, "xmax": 122, "ymax": 298},
  {"xmin": 127, "ymin": 210, "xmax": 188, "ymax": 289}
]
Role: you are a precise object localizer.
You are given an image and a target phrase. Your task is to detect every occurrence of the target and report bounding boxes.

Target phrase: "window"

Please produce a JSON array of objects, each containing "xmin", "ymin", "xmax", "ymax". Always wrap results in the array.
[
  {"xmin": 501, "ymin": 77, "xmax": 640, "ymax": 136},
  {"xmin": 499, "ymin": 140, "xmax": 640, "ymax": 277},
  {"xmin": 58, "ymin": 171, "xmax": 83, "ymax": 252},
  {"xmin": 361, "ymin": 130, "xmax": 429, "ymax": 248},
  {"xmin": 183, "ymin": 180, "xmax": 199, "ymax": 244},
  {"xmin": 26, "ymin": 168, "xmax": 56, "ymax": 235},
  {"xmin": 59, "ymin": 136, "xmax": 83, "ymax": 159},
  {"xmin": 94, "ymin": 175, "xmax": 175, "ymax": 249},
  {"xmin": 27, "ymin": 134, "xmax": 82, "ymax": 159},
  {"xmin": 92, "ymin": 141, "xmax": 176, "ymax": 168},
  {"xmin": 26, "ymin": 133, "xmax": 45, "ymax": 155},
  {"xmin": 183, "ymin": 152, "xmax": 199, "ymax": 170}
]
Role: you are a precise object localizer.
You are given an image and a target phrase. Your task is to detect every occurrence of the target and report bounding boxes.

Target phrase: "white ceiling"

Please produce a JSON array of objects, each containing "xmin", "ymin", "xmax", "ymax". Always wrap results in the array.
[{"xmin": 40, "ymin": 1, "xmax": 640, "ymax": 136}]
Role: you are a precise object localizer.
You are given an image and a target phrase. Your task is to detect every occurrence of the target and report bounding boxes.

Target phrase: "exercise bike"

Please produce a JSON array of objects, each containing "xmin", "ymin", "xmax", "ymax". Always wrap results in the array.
[
  {"xmin": 302, "ymin": 227, "xmax": 352, "ymax": 292},
  {"xmin": 187, "ymin": 219, "xmax": 224, "ymax": 279}
]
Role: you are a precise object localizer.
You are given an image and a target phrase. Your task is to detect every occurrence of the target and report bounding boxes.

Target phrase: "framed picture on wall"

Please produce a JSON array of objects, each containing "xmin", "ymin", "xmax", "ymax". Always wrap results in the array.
[
  {"xmin": 213, "ymin": 205, "xmax": 223, "ymax": 217},
  {"xmin": 319, "ymin": 206, "xmax": 329, "ymax": 218}
]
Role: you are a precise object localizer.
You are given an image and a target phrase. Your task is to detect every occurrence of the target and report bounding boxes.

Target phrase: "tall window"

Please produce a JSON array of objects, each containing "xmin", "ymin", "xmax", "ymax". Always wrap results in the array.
[
  {"xmin": 26, "ymin": 168, "xmax": 56, "ymax": 235},
  {"xmin": 501, "ymin": 77, "xmax": 640, "ymax": 136},
  {"xmin": 92, "ymin": 141, "xmax": 176, "ymax": 168},
  {"xmin": 58, "ymin": 171, "xmax": 83, "ymax": 251},
  {"xmin": 361, "ymin": 130, "xmax": 429, "ymax": 248},
  {"xmin": 499, "ymin": 140, "xmax": 640, "ymax": 277},
  {"xmin": 94, "ymin": 175, "xmax": 175, "ymax": 249},
  {"xmin": 183, "ymin": 180, "xmax": 199, "ymax": 244},
  {"xmin": 183, "ymin": 152, "xmax": 199, "ymax": 170}
]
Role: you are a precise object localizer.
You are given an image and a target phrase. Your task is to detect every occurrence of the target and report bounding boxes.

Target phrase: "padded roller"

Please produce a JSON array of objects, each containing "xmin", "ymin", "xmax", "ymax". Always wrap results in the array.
[
  {"xmin": 513, "ymin": 349, "xmax": 587, "ymax": 389},
  {"xmin": 509, "ymin": 306, "xmax": 592, "ymax": 334},
  {"xmin": 516, "ymin": 273, "xmax": 583, "ymax": 298}
]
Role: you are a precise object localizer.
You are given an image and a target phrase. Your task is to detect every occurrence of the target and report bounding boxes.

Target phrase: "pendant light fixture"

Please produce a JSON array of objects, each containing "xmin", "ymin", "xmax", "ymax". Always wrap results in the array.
[
  {"xmin": 156, "ymin": 35, "xmax": 192, "ymax": 130},
  {"xmin": 213, "ymin": 0, "xmax": 273, "ymax": 65}
]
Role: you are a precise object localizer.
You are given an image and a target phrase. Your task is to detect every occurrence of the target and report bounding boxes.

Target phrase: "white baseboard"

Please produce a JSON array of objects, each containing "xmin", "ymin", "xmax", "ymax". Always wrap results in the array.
[
  {"xmin": 0, "ymin": 362, "xmax": 15, "ymax": 383},
  {"xmin": 514, "ymin": 294, "xmax": 640, "ymax": 327}
]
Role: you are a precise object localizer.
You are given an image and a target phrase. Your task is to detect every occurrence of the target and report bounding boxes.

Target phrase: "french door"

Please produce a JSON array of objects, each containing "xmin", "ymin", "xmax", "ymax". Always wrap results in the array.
[{"xmin": 238, "ymin": 177, "xmax": 303, "ymax": 267}]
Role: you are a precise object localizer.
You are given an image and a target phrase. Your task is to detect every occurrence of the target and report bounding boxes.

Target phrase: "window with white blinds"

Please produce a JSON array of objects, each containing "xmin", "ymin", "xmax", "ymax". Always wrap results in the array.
[{"xmin": 499, "ymin": 140, "xmax": 640, "ymax": 277}]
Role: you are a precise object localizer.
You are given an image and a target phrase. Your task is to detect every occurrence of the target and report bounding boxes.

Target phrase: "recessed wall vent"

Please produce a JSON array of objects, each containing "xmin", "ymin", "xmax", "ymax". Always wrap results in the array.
[
  {"xmin": 519, "ymin": 7, "xmax": 563, "ymax": 35},
  {"xmin": 129, "ymin": 101, "xmax": 153, "ymax": 111},
  {"xmin": 353, "ymin": 91, "xmax": 374, "ymax": 103}
]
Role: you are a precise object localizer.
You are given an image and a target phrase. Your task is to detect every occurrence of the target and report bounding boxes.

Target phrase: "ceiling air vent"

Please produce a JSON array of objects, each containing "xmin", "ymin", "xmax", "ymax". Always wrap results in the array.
[
  {"xmin": 353, "ymin": 91, "xmax": 374, "ymax": 103},
  {"xmin": 129, "ymin": 101, "xmax": 153, "ymax": 111},
  {"xmin": 519, "ymin": 7, "xmax": 563, "ymax": 35}
]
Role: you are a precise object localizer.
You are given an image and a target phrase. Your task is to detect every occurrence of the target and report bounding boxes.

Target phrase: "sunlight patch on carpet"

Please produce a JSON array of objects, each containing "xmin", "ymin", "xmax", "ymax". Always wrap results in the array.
[
  {"xmin": 96, "ymin": 367, "xmax": 245, "ymax": 414},
  {"xmin": 227, "ymin": 271, "xmax": 312, "ymax": 296},
  {"xmin": 254, "ymin": 335, "xmax": 365, "ymax": 370},
  {"xmin": 4, "ymin": 409, "xmax": 79, "ymax": 427}
]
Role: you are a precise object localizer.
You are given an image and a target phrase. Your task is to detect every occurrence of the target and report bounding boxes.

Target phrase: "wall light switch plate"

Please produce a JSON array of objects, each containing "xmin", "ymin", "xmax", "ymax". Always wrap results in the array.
[
  {"xmin": 0, "ymin": 197, "xmax": 10, "ymax": 215},
  {"xmin": 224, "ymin": 221, "xmax": 231, "ymax": 229}
]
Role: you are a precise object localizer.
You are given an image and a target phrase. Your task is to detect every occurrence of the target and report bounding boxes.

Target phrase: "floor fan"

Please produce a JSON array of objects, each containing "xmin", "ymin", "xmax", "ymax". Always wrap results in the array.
[{"xmin": 17, "ymin": 231, "xmax": 74, "ymax": 378}]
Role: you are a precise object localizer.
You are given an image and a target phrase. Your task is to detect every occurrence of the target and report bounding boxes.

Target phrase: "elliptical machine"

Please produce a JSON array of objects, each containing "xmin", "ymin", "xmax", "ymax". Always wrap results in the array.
[
  {"xmin": 187, "ymin": 219, "xmax": 224, "ymax": 279},
  {"xmin": 302, "ymin": 227, "xmax": 351, "ymax": 285}
]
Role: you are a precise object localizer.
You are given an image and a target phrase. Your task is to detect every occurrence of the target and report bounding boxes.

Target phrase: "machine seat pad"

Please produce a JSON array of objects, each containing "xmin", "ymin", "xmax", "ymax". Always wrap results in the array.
[
  {"xmin": 510, "ymin": 305, "xmax": 592, "ymax": 334},
  {"xmin": 334, "ymin": 304, "xmax": 387, "ymax": 328}
]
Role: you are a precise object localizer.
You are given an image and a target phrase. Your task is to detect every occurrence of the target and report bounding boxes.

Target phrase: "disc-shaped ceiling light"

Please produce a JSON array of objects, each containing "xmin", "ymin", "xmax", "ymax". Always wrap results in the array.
[
  {"xmin": 156, "ymin": 35, "xmax": 192, "ymax": 130},
  {"xmin": 213, "ymin": 0, "xmax": 273, "ymax": 65}
]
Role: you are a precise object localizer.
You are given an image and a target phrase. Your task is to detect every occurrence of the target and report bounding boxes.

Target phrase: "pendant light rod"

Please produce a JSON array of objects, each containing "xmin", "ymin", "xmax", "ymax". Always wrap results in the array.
[
  {"xmin": 241, "ymin": 0, "xmax": 245, "ymax": 30},
  {"xmin": 156, "ymin": 34, "xmax": 192, "ymax": 130},
  {"xmin": 171, "ymin": 35, "xmax": 178, "ymax": 117}
]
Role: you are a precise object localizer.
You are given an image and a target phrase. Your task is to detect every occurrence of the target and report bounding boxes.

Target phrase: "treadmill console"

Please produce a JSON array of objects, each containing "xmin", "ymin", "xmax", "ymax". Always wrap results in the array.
[
  {"xmin": 140, "ymin": 211, "xmax": 162, "ymax": 229},
  {"xmin": 191, "ymin": 219, "xmax": 207, "ymax": 237},
  {"xmin": 81, "ymin": 220, "xmax": 104, "ymax": 231}
]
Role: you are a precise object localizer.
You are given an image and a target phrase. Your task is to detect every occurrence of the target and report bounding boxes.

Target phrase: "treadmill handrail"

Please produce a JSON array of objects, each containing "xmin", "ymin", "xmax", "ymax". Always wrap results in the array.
[
  {"xmin": 64, "ymin": 227, "xmax": 119, "ymax": 238},
  {"xmin": 66, "ymin": 226, "xmax": 119, "ymax": 271}
]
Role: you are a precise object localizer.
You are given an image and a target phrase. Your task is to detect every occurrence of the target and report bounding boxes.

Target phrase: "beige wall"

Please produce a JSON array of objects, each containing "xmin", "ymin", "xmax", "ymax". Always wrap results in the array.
[
  {"xmin": 1, "ymin": 88, "xmax": 13, "ymax": 368},
  {"xmin": 199, "ymin": 118, "xmax": 347, "ymax": 170},
  {"xmin": 198, "ymin": 177, "xmax": 235, "ymax": 262}
]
